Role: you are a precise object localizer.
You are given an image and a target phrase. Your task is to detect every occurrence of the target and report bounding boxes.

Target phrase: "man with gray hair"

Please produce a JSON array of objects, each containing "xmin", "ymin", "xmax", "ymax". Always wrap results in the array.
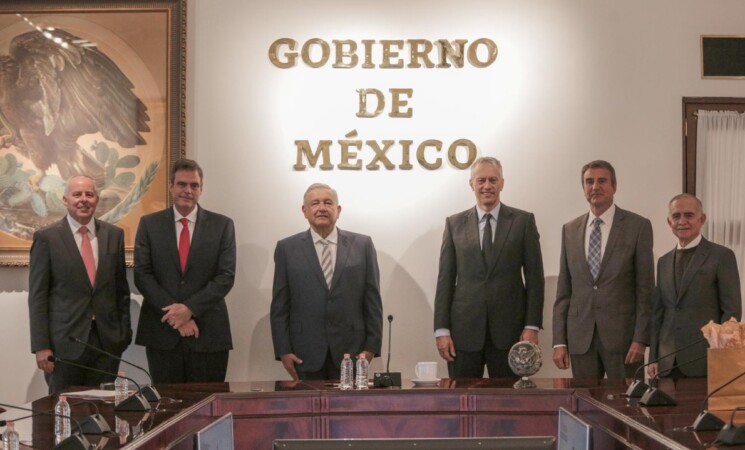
[
  {"xmin": 29, "ymin": 175, "xmax": 131, "ymax": 393},
  {"xmin": 648, "ymin": 193, "xmax": 741, "ymax": 378},
  {"xmin": 434, "ymin": 157, "xmax": 545, "ymax": 378},
  {"xmin": 271, "ymin": 183, "xmax": 383, "ymax": 380}
]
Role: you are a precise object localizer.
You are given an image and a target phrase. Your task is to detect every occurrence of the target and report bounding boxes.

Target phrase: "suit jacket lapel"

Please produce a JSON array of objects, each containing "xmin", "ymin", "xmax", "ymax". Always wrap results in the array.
[
  {"xmin": 185, "ymin": 207, "xmax": 209, "ymax": 273},
  {"xmin": 333, "ymin": 229, "xmax": 352, "ymax": 291},
  {"xmin": 161, "ymin": 208, "xmax": 181, "ymax": 273},
  {"xmin": 489, "ymin": 205, "xmax": 514, "ymax": 275},
  {"xmin": 574, "ymin": 214, "xmax": 594, "ymax": 282},
  {"xmin": 93, "ymin": 219, "xmax": 109, "ymax": 290},
  {"xmin": 598, "ymin": 209, "xmax": 624, "ymax": 281},
  {"xmin": 463, "ymin": 208, "xmax": 485, "ymax": 272},
  {"xmin": 677, "ymin": 239, "xmax": 710, "ymax": 300},
  {"xmin": 300, "ymin": 230, "xmax": 328, "ymax": 290},
  {"xmin": 59, "ymin": 217, "xmax": 92, "ymax": 290}
]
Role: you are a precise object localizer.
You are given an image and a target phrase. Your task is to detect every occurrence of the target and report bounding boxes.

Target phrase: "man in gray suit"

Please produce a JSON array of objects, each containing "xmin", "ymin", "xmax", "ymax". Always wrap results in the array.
[
  {"xmin": 29, "ymin": 175, "xmax": 131, "ymax": 393},
  {"xmin": 135, "ymin": 159, "xmax": 236, "ymax": 383},
  {"xmin": 648, "ymin": 194, "xmax": 741, "ymax": 378},
  {"xmin": 271, "ymin": 183, "xmax": 383, "ymax": 380},
  {"xmin": 552, "ymin": 160, "xmax": 654, "ymax": 379},
  {"xmin": 434, "ymin": 157, "xmax": 545, "ymax": 378}
]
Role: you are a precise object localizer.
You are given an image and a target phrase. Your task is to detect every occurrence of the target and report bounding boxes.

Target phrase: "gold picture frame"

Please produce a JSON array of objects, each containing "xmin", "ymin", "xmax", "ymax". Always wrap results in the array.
[{"xmin": 0, "ymin": 0, "xmax": 186, "ymax": 266}]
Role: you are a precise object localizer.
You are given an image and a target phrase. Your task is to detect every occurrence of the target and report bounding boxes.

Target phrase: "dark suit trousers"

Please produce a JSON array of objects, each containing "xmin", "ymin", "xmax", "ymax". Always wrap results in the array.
[
  {"xmin": 570, "ymin": 326, "xmax": 641, "ymax": 379},
  {"xmin": 46, "ymin": 322, "xmax": 119, "ymax": 394},
  {"xmin": 448, "ymin": 322, "xmax": 515, "ymax": 378},
  {"xmin": 297, "ymin": 349, "xmax": 341, "ymax": 381},
  {"xmin": 146, "ymin": 341, "xmax": 228, "ymax": 383}
]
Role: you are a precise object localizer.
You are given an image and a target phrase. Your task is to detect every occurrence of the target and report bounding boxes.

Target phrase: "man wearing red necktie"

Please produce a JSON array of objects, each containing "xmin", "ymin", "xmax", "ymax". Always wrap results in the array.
[
  {"xmin": 134, "ymin": 159, "xmax": 236, "ymax": 383},
  {"xmin": 29, "ymin": 175, "xmax": 132, "ymax": 393}
]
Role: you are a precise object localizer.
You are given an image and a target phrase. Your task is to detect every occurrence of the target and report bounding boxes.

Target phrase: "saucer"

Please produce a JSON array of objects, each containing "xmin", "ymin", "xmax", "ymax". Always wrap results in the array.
[{"xmin": 412, "ymin": 378, "xmax": 441, "ymax": 386}]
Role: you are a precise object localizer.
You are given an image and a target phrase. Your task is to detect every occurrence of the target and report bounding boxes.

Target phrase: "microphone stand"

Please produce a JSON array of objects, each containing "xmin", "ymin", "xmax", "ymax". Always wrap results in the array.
[
  {"xmin": 639, "ymin": 355, "xmax": 706, "ymax": 406},
  {"xmin": 50, "ymin": 356, "xmax": 151, "ymax": 412},
  {"xmin": 692, "ymin": 367, "xmax": 745, "ymax": 431},
  {"xmin": 373, "ymin": 315, "xmax": 402, "ymax": 388},
  {"xmin": 0, "ymin": 402, "xmax": 91, "ymax": 450},
  {"xmin": 625, "ymin": 337, "xmax": 708, "ymax": 398},
  {"xmin": 71, "ymin": 336, "xmax": 161, "ymax": 402}
]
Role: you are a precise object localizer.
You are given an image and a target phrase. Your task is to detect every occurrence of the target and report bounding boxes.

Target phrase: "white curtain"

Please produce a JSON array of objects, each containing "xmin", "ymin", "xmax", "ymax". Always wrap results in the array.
[{"xmin": 696, "ymin": 109, "xmax": 745, "ymax": 302}]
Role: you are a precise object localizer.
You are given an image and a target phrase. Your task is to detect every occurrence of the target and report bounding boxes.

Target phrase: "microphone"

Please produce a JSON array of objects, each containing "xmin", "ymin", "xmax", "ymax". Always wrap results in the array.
[
  {"xmin": 48, "ymin": 356, "xmax": 150, "ymax": 412},
  {"xmin": 70, "ymin": 336, "xmax": 161, "ymax": 402},
  {"xmin": 0, "ymin": 402, "xmax": 91, "ymax": 450},
  {"xmin": 638, "ymin": 354, "xmax": 707, "ymax": 406},
  {"xmin": 691, "ymin": 367, "xmax": 745, "ymax": 431},
  {"xmin": 716, "ymin": 406, "xmax": 745, "ymax": 445},
  {"xmin": 68, "ymin": 400, "xmax": 111, "ymax": 435},
  {"xmin": 625, "ymin": 337, "xmax": 708, "ymax": 398},
  {"xmin": 373, "ymin": 315, "xmax": 402, "ymax": 388}
]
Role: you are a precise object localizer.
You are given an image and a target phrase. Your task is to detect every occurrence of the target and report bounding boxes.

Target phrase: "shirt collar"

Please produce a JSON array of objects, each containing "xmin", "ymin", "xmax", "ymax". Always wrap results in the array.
[
  {"xmin": 677, "ymin": 234, "xmax": 703, "ymax": 250},
  {"xmin": 173, "ymin": 205, "xmax": 199, "ymax": 223},
  {"xmin": 588, "ymin": 203, "xmax": 616, "ymax": 228},
  {"xmin": 476, "ymin": 203, "xmax": 501, "ymax": 222},
  {"xmin": 310, "ymin": 227, "xmax": 338, "ymax": 245},
  {"xmin": 67, "ymin": 215, "xmax": 96, "ymax": 236}
]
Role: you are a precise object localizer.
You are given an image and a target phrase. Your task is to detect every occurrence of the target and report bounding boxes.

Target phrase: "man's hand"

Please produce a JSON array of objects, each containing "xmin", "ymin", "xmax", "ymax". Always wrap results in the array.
[
  {"xmin": 436, "ymin": 336, "xmax": 456, "ymax": 362},
  {"xmin": 361, "ymin": 351, "xmax": 374, "ymax": 363},
  {"xmin": 35, "ymin": 349, "xmax": 54, "ymax": 374},
  {"xmin": 553, "ymin": 346, "xmax": 571, "ymax": 370},
  {"xmin": 161, "ymin": 303, "xmax": 193, "ymax": 329},
  {"xmin": 520, "ymin": 329, "xmax": 539, "ymax": 344},
  {"xmin": 647, "ymin": 362, "xmax": 658, "ymax": 379},
  {"xmin": 177, "ymin": 319, "xmax": 200, "ymax": 338},
  {"xmin": 280, "ymin": 353, "xmax": 303, "ymax": 380},
  {"xmin": 625, "ymin": 341, "xmax": 646, "ymax": 365}
]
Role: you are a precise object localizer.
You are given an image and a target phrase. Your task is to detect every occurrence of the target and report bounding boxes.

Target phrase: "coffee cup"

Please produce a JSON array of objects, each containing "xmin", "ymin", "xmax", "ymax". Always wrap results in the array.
[{"xmin": 415, "ymin": 361, "xmax": 438, "ymax": 380}]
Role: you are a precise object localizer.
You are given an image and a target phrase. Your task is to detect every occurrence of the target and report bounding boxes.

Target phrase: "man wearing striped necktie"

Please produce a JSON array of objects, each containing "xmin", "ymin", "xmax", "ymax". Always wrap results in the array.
[
  {"xmin": 271, "ymin": 183, "xmax": 383, "ymax": 380},
  {"xmin": 29, "ymin": 175, "xmax": 132, "ymax": 393},
  {"xmin": 552, "ymin": 160, "xmax": 654, "ymax": 379}
]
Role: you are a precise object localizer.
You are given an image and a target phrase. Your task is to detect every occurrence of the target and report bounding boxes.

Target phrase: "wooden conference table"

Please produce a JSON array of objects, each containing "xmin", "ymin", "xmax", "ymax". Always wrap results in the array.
[{"xmin": 5, "ymin": 377, "xmax": 745, "ymax": 449}]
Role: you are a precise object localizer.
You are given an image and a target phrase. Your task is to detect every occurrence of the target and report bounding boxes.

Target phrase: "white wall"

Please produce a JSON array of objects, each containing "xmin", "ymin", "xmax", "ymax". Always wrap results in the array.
[{"xmin": 2, "ymin": 0, "xmax": 744, "ymax": 404}]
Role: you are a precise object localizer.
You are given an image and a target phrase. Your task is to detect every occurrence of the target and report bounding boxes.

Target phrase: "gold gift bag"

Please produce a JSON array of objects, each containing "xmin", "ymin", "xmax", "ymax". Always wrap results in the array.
[{"xmin": 708, "ymin": 348, "xmax": 745, "ymax": 411}]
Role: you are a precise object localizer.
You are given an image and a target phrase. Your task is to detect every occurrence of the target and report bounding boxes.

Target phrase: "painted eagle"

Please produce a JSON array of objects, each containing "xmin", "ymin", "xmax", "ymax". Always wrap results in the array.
[{"xmin": 0, "ymin": 28, "xmax": 150, "ymax": 187}]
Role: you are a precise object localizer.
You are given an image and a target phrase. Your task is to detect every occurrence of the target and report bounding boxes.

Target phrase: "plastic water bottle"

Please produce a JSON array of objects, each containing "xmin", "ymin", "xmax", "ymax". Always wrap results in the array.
[
  {"xmin": 355, "ymin": 354, "xmax": 369, "ymax": 390},
  {"xmin": 54, "ymin": 395, "xmax": 71, "ymax": 440},
  {"xmin": 339, "ymin": 353, "xmax": 354, "ymax": 390},
  {"xmin": 2, "ymin": 421, "xmax": 20, "ymax": 450},
  {"xmin": 115, "ymin": 371, "xmax": 129, "ymax": 405}
]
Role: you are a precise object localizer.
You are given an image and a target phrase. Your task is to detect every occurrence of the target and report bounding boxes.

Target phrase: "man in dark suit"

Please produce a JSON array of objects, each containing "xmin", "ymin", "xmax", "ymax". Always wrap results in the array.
[
  {"xmin": 271, "ymin": 183, "xmax": 383, "ymax": 380},
  {"xmin": 134, "ymin": 159, "xmax": 236, "ymax": 383},
  {"xmin": 648, "ymin": 194, "xmax": 741, "ymax": 378},
  {"xmin": 29, "ymin": 175, "xmax": 131, "ymax": 393},
  {"xmin": 552, "ymin": 160, "xmax": 654, "ymax": 379},
  {"xmin": 434, "ymin": 157, "xmax": 545, "ymax": 378}
]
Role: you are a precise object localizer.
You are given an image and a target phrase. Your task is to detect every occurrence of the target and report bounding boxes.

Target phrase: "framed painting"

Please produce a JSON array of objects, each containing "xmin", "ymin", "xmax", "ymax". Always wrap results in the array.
[{"xmin": 0, "ymin": 0, "xmax": 186, "ymax": 266}]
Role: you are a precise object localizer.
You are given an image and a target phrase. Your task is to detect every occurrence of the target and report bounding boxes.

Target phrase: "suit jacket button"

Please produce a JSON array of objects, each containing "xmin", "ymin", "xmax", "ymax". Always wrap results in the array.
[
  {"xmin": 180, "ymin": 281, "xmax": 185, "ymax": 285},
  {"xmin": 592, "ymin": 285, "xmax": 598, "ymax": 290}
]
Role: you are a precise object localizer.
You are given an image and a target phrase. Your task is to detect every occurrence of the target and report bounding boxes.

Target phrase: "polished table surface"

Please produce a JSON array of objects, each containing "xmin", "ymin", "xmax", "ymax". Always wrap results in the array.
[{"xmin": 2, "ymin": 377, "xmax": 744, "ymax": 449}]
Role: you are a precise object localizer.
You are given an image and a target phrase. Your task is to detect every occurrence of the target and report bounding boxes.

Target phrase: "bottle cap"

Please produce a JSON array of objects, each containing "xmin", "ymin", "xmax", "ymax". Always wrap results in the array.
[
  {"xmin": 118, "ymin": 370, "xmax": 125, "ymax": 376},
  {"xmin": 59, "ymin": 395, "xmax": 67, "ymax": 401},
  {"xmin": 6, "ymin": 421, "xmax": 14, "ymax": 426},
  {"xmin": 344, "ymin": 353, "xmax": 350, "ymax": 357}
]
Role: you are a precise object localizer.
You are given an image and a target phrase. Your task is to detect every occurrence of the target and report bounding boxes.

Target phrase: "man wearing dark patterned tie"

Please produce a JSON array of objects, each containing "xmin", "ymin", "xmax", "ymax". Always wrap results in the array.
[
  {"xmin": 271, "ymin": 183, "xmax": 383, "ymax": 380},
  {"xmin": 552, "ymin": 160, "xmax": 654, "ymax": 379},
  {"xmin": 434, "ymin": 157, "xmax": 545, "ymax": 378},
  {"xmin": 134, "ymin": 159, "xmax": 236, "ymax": 383},
  {"xmin": 648, "ymin": 194, "xmax": 741, "ymax": 378},
  {"xmin": 29, "ymin": 175, "xmax": 132, "ymax": 393}
]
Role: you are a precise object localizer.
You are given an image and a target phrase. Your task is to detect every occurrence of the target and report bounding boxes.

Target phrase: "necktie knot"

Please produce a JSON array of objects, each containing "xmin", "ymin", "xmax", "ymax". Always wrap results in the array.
[
  {"xmin": 592, "ymin": 218, "xmax": 603, "ymax": 228},
  {"xmin": 180, "ymin": 218, "xmax": 189, "ymax": 227},
  {"xmin": 79, "ymin": 225, "xmax": 88, "ymax": 235}
]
